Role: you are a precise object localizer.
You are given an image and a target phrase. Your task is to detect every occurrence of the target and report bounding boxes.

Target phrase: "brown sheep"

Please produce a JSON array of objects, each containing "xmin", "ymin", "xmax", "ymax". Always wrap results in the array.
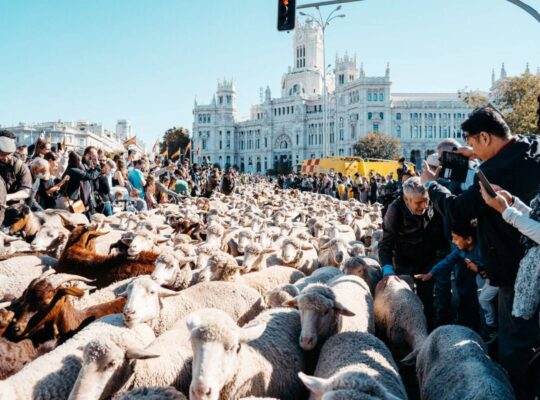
[
  {"xmin": 6, "ymin": 272, "xmax": 124, "ymax": 344},
  {"xmin": 0, "ymin": 336, "xmax": 56, "ymax": 379},
  {"xmin": 55, "ymin": 226, "xmax": 159, "ymax": 288}
]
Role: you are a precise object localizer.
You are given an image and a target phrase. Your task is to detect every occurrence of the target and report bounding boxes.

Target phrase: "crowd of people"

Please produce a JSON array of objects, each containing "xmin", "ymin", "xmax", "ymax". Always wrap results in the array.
[
  {"xmin": 0, "ymin": 105, "xmax": 538, "ymax": 398},
  {"xmin": 0, "ymin": 130, "xmax": 244, "ymax": 220}
]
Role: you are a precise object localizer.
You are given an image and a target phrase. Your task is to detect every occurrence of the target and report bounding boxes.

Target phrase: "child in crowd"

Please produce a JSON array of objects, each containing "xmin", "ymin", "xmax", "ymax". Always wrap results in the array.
[{"xmin": 415, "ymin": 220, "xmax": 497, "ymax": 338}]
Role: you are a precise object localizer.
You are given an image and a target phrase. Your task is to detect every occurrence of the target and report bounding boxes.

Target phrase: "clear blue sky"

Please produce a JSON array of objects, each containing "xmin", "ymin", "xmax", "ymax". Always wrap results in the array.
[{"xmin": 1, "ymin": 0, "xmax": 539, "ymax": 146}]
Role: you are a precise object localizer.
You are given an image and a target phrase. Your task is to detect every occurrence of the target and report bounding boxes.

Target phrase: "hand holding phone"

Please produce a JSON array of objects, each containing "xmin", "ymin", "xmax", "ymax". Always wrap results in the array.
[{"xmin": 476, "ymin": 169, "xmax": 497, "ymax": 198}]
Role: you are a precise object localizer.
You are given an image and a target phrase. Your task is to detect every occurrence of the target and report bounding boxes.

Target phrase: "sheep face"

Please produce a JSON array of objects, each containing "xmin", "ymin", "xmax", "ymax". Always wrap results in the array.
[
  {"xmin": 236, "ymin": 232, "xmax": 253, "ymax": 254},
  {"xmin": 0, "ymin": 308, "xmax": 14, "ymax": 337},
  {"xmin": 298, "ymin": 371, "xmax": 400, "ymax": 400},
  {"xmin": 30, "ymin": 226, "xmax": 70, "ymax": 257},
  {"xmin": 284, "ymin": 286, "xmax": 354, "ymax": 351},
  {"xmin": 7, "ymin": 273, "xmax": 90, "ymax": 339},
  {"xmin": 281, "ymin": 241, "xmax": 300, "ymax": 264},
  {"xmin": 120, "ymin": 277, "xmax": 181, "ymax": 328},
  {"xmin": 70, "ymin": 338, "xmax": 159, "ymax": 400},
  {"xmin": 264, "ymin": 284, "xmax": 299, "ymax": 308},
  {"xmin": 186, "ymin": 309, "xmax": 266, "ymax": 400},
  {"xmin": 151, "ymin": 253, "xmax": 194, "ymax": 290},
  {"xmin": 126, "ymin": 232, "xmax": 167, "ymax": 259},
  {"xmin": 319, "ymin": 239, "xmax": 349, "ymax": 267}
]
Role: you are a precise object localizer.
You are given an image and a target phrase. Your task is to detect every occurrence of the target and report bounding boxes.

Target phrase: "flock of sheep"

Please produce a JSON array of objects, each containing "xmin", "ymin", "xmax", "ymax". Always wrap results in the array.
[{"xmin": 0, "ymin": 183, "xmax": 515, "ymax": 399}]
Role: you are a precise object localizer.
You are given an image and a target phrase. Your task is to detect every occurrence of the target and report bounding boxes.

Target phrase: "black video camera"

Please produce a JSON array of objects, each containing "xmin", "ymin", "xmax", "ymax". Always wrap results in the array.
[{"xmin": 440, "ymin": 151, "xmax": 468, "ymax": 183}]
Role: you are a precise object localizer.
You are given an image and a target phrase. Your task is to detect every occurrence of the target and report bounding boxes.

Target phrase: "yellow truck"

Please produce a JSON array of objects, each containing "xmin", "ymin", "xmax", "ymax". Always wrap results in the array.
[{"xmin": 298, "ymin": 156, "xmax": 414, "ymax": 178}]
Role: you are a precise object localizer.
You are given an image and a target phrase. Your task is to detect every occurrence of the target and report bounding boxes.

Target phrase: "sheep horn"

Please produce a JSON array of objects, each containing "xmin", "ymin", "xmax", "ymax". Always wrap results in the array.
[
  {"xmin": 125, "ymin": 346, "xmax": 160, "ymax": 360},
  {"xmin": 157, "ymin": 286, "xmax": 183, "ymax": 298},
  {"xmin": 47, "ymin": 273, "xmax": 95, "ymax": 288},
  {"xmin": 0, "ymin": 301, "xmax": 11, "ymax": 308}
]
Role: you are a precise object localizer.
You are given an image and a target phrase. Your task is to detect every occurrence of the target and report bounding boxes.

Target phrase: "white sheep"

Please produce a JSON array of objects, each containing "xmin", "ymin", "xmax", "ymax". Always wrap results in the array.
[
  {"xmin": 120, "ymin": 275, "xmax": 265, "ymax": 335},
  {"xmin": 298, "ymin": 331, "xmax": 407, "ymax": 400},
  {"xmin": 186, "ymin": 307, "xmax": 306, "ymax": 400},
  {"xmin": 0, "ymin": 314, "xmax": 155, "ymax": 400},
  {"xmin": 265, "ymin": 266, "xmax": 343, "ymax": 308},
  {"xmin": 280, "ymin": 237, "xmax": 319, "ymax": 275},
  {"xmin": 342, "ymin": 256, "xmax": 382, "ymax": 295},
  {"xmin": 374, "ymin": 274, "xmax": 427, "ymax": 358},
  {"xmin": 284, "ymin": 274, "xmax": 374, "ymax": 351},
  {"xmin": 404, "ymin": 325, "xmax": 514, "ymax": 400},
  {"xmin": 151, "ymin": 251, "xmax": 196, "ymax": 290}
]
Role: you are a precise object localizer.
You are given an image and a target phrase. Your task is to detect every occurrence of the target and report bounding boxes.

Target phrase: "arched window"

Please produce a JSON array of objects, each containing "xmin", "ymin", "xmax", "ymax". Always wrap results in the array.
[
  {"xmin": 280, "ymin": 141, "xmax": 288, "ymax": 149},
  {"xmin": 368, "ymin": 112, "xmax": 372, "ymax": 120},
  {"xmin": 379, "ymin": 112, "xmax": 384, "ymax": 120}
]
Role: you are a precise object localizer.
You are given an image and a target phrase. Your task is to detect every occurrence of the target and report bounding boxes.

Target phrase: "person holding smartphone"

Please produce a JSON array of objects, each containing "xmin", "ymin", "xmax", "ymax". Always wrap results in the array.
[{"xmin": 421, "ymin": 107, "xmax": 540, "ymax": 399}]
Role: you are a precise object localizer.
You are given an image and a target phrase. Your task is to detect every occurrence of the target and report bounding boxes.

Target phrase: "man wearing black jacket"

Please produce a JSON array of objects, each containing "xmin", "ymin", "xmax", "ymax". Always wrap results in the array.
[
  {"xmin": 421, "ymin": 107, "xmax": 540, "ymax": 399},
  {"xmin": 378, "ymin": 177, "xmax": 446, "ymax": 327}
]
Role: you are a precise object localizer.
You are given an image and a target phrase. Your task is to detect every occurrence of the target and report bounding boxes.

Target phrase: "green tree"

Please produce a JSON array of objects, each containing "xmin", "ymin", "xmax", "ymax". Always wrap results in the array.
[
  {"xmin": 160, "ymin": 127, "xmax": 191, "ymax": 158},
  {"xmin": 458, "ymin": 89, "xmax": 489, "ymax": 108},
  {"xmin": 352, "ymin": 132, "xmax": 402, "ymax": 160},
  {"xmin": 493, "ymin": 72, "xmax": 540, "ymax": 135}
]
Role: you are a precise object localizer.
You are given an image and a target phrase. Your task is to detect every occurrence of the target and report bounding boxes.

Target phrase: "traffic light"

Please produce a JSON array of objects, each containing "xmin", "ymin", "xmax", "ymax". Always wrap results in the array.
[{"xmin": 277, "ymin": 0, "xmax": 296, "ymax": 31}]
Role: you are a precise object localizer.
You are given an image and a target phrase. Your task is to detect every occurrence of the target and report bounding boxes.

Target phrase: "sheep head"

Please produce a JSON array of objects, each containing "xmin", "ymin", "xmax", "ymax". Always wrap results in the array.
[
  {"xmin": 298, "ymin": 370, "xmax": 402, "ymax": 400},
  {"xmin": 2, "ymin": 204, "xmax": 32, "ymax": 236},
  {"xmin": 30, "ymin": 225, "xmax": 71, "ymax": 258},
  {"xmin": 281, "ymin": 238, "xmax": 313, "ymax": 265},
  {"xmin": 186, "ymin": 308, "xmax": 266, "ymax": 400},
  {"xmin": 151, "ymin": 251, "xmax": 196, "ymax": 290},
  {"xmin": 70, "ymin": 337, "xmax": 159, "ymax": 400},
  {"xmin": 282, "ymin": 283, "xmax": 354, "ymax": 351},
  {"xmin": 264, "ymin": 284, "xmax": 300, "ymax": 308},
  {"xmin": 125, "ymin": 231, "xmax": 168, "ymax": 259},
  {"xmin": 119, "ymin": 276, "xmax": 181, "ymax": 328},
  {"xmin": 0, "ymin": 303, "xmax": 14, "ymax": 337},
  {"xmin": 7, "ymin": 271, "xmax": 94, "ymax": 340},
  {"xmin": 199, "ymin": 253, "xmax": 239, "ymax": 283}
]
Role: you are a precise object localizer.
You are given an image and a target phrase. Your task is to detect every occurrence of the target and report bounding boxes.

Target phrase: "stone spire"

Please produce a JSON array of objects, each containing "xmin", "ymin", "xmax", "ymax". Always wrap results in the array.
[
  {"xmin": 500, "ymin": 63, "xmax": 507, "ymax": 79},
  {"xmin": 385, "ymin": 62, "xmax": 390, "ymax": 78},
  {"xmin": 360, "ymin": 62, "xmax": 365, "ymax": 78},
  {"xmin": 525, "ymin": 62, "xmax": 530, "ymax": 74},
  {"xmin": 537, "ymin": 66, "xmax": 540, "ymax": 76},
  {"xmin": 194, "ymin": 96, "xmax": 198, "ymax": 107},
  {"xmin": 265, "ymin": 86, "xmax": 272, "ymax": 102},
  {"xmin": 491, "ymin": 68, "xmax": 496, "ymax": 86}
]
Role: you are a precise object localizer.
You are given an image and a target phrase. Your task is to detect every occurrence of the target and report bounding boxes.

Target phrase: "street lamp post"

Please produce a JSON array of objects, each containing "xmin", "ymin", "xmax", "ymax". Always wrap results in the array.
[{"xmin": 300, "ymin": 6, "xmax": 345, "ymax": 157}]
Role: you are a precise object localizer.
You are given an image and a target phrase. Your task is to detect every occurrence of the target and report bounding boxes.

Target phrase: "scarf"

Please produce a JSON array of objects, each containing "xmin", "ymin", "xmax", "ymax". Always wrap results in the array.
[{"xmin": 512, "ymin": 191, "xmax": 540, "ymax": 319}]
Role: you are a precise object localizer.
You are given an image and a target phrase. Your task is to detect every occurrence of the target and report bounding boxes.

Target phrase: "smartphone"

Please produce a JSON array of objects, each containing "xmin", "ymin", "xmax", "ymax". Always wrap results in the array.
[{"xmin": 476, "ymin": 169, "xmax": 497, "ymax": 198}]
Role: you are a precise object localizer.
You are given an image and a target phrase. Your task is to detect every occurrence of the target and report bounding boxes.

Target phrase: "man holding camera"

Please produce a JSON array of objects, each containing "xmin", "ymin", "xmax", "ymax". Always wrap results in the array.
[
  {"xmin": 421, "ymin": 106, "xmax": 540, "ymax": 399},
  {"xmin": 0, "ymin": 130, "xmax": 32, "ymax": 224}
]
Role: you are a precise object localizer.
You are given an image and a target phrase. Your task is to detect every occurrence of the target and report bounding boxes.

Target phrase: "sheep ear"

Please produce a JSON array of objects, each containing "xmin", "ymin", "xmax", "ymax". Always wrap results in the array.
[
  {"xmin": 125, "ymin": 346, "xmax": 160, "ymax": 360},
  {"xmin": 301, "ymin": 244, "xmax": 314, "ymax": 251},
  {"xmin": 186, "ymin": 313, "xmax": 202, "ymax": 332},
  {"xmin": 401, "ymin": 348, "xmax": 419, "ymax": 366},
  {"xmin": 334, "ymin": 301, "xmax": 355, "ymax": 316},
  {"xmin": 238, "ymin": 322, "xmax": 266, "ymax": 343},
  {"xmin": 0, "ymin": 301, "xmax": 12, "ymax": 308},
  {"xmin": 154, "ymin": 236, "xmax": 169, "ymax": 245},
  {"xmin": 298, "ymin": 372, "xmax": 329, "ymax": 394},
  {"xmin": 384, "ymin": 391, "xmax": 403, "ymax": 400},
  {"xmin": 117, "ymin": 290, "xmax": 128, "ymax": 298},
  {"xmin": 282, "ymin": 297, "xmax": 298, "ymax": 308},
  {"xmin": 262, "ymin": 248, "xmax": 277, "ymax": 254}
]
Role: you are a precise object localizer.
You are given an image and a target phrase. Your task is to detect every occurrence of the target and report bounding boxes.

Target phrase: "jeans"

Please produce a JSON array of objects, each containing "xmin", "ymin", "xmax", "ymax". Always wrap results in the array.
[
  {"xmin": 454, "ymin": 261, "xmax": 480, "ymax": 329},
  {"xmin": 498, "ymin": 286, "xmax": 539, "ymax": 399},
  {"xmin": 478, "ymin": 279, "xmax": 499, "ymax": 328},
  {"xmin": 101, "ymin": 201, "xmax": 113, "ymax": 217}
]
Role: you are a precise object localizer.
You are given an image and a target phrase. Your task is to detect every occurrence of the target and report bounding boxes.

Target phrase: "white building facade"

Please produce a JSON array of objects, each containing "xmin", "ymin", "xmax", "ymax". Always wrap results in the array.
[
  {"xmin": 192, "ymin": 20, "xmax": 473, "ymax": 173},
  {"xmin": 4, "ymin": 119, "xmax": 138, "ymax": 154}
]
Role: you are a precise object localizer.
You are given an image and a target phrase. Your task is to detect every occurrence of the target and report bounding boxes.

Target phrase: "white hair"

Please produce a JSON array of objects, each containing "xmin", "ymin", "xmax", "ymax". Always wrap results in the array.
[
  {"xmin": 30, "ymin": 157, "xmax": 49, "ymax": 171},
  {"xmin": 402, "ymin": 177, "xmax": 427, "ymax": 197}
]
